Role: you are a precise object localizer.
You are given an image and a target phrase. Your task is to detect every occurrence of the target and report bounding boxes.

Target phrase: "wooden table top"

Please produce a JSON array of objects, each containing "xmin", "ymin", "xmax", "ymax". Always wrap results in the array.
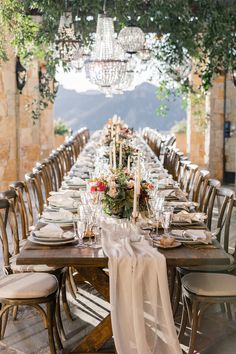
[{"xmin": 17, "ymin": 239, "xmax": 230, "ymax": 268}]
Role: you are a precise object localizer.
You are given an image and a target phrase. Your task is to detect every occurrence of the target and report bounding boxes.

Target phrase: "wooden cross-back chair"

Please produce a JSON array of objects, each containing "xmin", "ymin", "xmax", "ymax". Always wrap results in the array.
[
  {"xmin": 0, "ymin": 193, "xmax": 72, "ymax": 342},
  {"xmin": 0, "ymin": 199, "xmax": 60, "ymax": 353},
  {"xmin": 34, "ymin": 164, "xmax": 52, "ymax": 201},
  {"xmin": 182, "ymin": 164, "xmax": 199, "ymax": 195},
  {"xmin": 49, "ymin": 151, "xmax": 64, "ymax": 189},
  {"xmin": 177, "ymin": 160, "xmax": 192, "ymax": 190},
  {"xmin": 178, "ymin": 197, "xmax": 236, "ymax": 354},
  {"xmin": 190, "ymin": 169, "xmax": 210, "ymax": 205},
  {"xmin": 200, "ymin": 179, "xmax": 221, "ymax": 229},
  {"xmin": 25, "ymin": 172, "xmax": 45, "ymax": 219},
  {"xmin": 9, "ymin": 181, "xmax": 34, "ymax": 239}
]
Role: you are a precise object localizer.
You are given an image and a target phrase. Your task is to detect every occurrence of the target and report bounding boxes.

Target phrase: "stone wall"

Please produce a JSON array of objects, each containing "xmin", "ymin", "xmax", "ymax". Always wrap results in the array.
[
  {"xmin": 187, "ymin": 72, "xmax": 236, "ymax": 182},
  {"xmin": 224, "ymin": 78, "xmax": 236, "ymax": 179},
  {"xmin": 186, "ymin": 70, "xmax": 206, "ymax": 167},
  {"xmin": 0, "ymin": 45, "xmax": 18, "ymax": 190},
  {"xmin": 0, "ymin": 46, "xmax": 54, "ymax": 190}
]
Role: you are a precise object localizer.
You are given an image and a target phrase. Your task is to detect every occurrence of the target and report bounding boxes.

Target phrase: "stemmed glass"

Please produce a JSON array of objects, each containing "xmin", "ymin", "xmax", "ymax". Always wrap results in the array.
[
  {"xmin": 73, "ymin": 215, "xmax": 87, "ymax": 248},
  {"xmin": 162, "ymin": 207, "xmax": 174, "ymax": 235}
]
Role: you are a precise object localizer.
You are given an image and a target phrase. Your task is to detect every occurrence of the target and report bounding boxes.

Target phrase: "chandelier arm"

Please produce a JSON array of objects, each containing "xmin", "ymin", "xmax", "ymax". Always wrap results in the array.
[{"xmin": 103, "ymin": 0, "xmax": 107, "ymax": 15}]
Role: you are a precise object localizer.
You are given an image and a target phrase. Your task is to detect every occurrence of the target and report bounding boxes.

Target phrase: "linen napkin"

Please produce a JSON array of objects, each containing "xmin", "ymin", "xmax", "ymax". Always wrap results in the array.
[
  {"xmin": 184, "ymin": 229, "xmax": 212, "ymax": 244},
  {"xmin": 101, "ymin": 219, "xmax": 182, "ymax": 354},
  {"xmin": 42, "ymin": 208, "xmax": 73, "ymax": 222},
  {"xmin": 166, "ymin": 201, "xmax": 198, "ymax": 208},
  {"xmin": 48, "ymin": 195, "xmax": 78, "ymax": 209},
  {"xmin": 64, "ymin": 176, "xmax": 87, "ymax": 186},
  {"xmin": 34, "ymin": 223, "xmax": 64, "ymax": 238},
  {"xmin": 50, "ymin": 190, "xmax": 80, "ymax": 198},
  {"xmin": 172, "ymin": 211, "xmax": 207, "ymax": 223}
]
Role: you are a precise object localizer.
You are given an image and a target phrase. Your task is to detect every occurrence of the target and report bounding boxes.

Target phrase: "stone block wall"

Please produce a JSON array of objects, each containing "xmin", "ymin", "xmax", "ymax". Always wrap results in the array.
[
  {"xmin": 0, "ymin": 46, "xmax": 18, "ymax": 190},
  {"xmin": 0, "ymin": 45, "xmax": 54, "ymax": 190},
  {"xmin": 187, "ymin": 70, "xmax": 206, "ymax": 167}
]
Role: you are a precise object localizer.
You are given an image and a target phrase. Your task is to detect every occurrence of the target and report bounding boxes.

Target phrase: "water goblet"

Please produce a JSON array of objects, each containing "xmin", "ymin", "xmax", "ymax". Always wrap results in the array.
[
  {"xmin": 162, "ymin": 207, "xmax": 174, "ymax": 235},
  {"xmin": 89, "ymin": 225, "xmax": 102, "ymax": 249},
  {"xmin": 76, "ymin": 220, "xmax": 87, "ymax": 248}
]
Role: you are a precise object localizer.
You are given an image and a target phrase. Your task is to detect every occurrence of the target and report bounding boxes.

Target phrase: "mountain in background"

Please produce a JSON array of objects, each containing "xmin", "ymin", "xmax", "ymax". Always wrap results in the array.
[{"xmin": 54, "ymin": 82, "xmax": 186, "ymax": 133}]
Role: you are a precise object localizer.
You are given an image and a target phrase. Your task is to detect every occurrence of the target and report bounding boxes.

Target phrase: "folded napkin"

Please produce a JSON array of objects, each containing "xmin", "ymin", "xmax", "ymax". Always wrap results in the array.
[
  {"xmin": 184, "ymin": 229, "xmax": 212, "ymax": 244},
  {"xmin": 172, "ymin": 211, "xmax": 207, "ymax": 223},
  {"xmin": 64, "ymin": 176, "xmax": 87, "ymax": 186},
  {"xmin": 158, "ymin": 178, "xmax": 175, "ymax": 187},
  {"xmin": 42, "ymin": 208, "xmax": 73, "ymax": 222},
  {"xmin": 167, "ymin": 201, "xmax": 198, "ymax": 208},
  {"xmin": 50, "ymin": 190, "xmax": 80, "ymax": 198},
  {"xmin": 34, "ymin": 223, "xmax": 63, "ymax": 238},
  {"xmin": 47, "ymin": 195, "xmax": 78, "ymax": 209}
]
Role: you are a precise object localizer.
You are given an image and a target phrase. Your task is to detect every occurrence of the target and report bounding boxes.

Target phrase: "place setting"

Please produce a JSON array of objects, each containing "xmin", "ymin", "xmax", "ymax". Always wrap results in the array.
[{"xmin": 29, "ymin": 223, "xmax": 76, "ymax": 246}]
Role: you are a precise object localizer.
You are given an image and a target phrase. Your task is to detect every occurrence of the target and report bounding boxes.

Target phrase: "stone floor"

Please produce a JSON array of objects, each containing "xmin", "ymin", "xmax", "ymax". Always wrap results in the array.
[{"xmin": 0, "ymin": 186, "xmax": 236, "ymax": 354}]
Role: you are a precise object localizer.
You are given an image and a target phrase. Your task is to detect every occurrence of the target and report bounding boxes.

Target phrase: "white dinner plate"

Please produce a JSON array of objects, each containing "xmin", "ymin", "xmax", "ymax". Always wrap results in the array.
[
  {"xmin": 28, "ymin": 235, "xmax": 76, "ymax": 245},
  {"xmin": 33, "ymin": 231, "xmax": 74, "ymax": 242},
  {"xmin": 40, "ymin": 218, "xmax": 73, "ymax": 226}
]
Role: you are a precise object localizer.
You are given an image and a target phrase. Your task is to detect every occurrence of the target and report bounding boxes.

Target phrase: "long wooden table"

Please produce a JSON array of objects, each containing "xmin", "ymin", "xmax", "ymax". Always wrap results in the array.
[{"xmin": 17, "ymin": 239, "xmax": 230, "ymax": 354}]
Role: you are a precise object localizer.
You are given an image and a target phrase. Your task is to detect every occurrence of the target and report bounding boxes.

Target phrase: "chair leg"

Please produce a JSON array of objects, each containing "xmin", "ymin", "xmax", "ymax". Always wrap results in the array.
[
  {"xmin": 53, "ymin": 303, "xmax": 63, "ymax": 351},
  {"xmin": 173, "ymin": 271, "xmax": 182, "ymax": 318},
  {"xmin": 56, "ymin": 296, "xmax": 66, "ymax": 341},
  {"xmin": 188, "ymin": 301, "xmax": 200, "ymax": 354},
  {"xmin": 225, "ymin": 302, "xmax": 233, "ymax": 320},
  {"xmin": 0, "ymin": 304, "xmax": 11, "ymax": 339},
  {"xmin": 62, "ymin": 271, "xmax": 73, "ymax": 321},
  {"xmin": 178, "ymin": 296, "xmax": 188, "ymax": 341},
  {"xmin": 31, "ymin": 304, "xmax": 48, "ymax": 329},
  {"xmin": 12, "ymin": 305, "xmax": 18, "ymax": 320},
  {"xmin": 46, "ymin": 301, "xmax": 57, "ymax": 354}
]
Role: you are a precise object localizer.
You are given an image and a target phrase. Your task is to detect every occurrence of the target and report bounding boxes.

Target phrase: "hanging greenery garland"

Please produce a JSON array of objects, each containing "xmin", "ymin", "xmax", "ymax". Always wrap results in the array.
[{"xmin": 0, "ymin": 0, "xmax": 236, "ymax": 118}]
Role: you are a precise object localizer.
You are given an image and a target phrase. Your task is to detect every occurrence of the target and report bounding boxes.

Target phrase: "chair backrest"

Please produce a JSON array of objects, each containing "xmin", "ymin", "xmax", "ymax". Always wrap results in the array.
[
  {"xmin": 214, "ymin": 188, "xmax": 235, "ymax": 252},
  {"xmin": 0, "ymin": 197, "xmax": 20, "ymax": 274},
  {"xmin": 191, "ymin": 169, "xmax": 210, "ymax": 205},
  {"xmin": 182, "ymin": 164, "xmax": 199, "ymax": 195},
  {"xmin": 178, "ymin": 160, "xmax": 191, "ymax": 190},
  {"xmin": 25, "ymin": 172, "xmax": 44, "ymax": 217},
  {"xmin": 201, "ymin": 178, "xmax": 221, "ymax": 229},
  {"xmin": 9, "ymin": 181, "xmax": 34, "ymax": 238}
]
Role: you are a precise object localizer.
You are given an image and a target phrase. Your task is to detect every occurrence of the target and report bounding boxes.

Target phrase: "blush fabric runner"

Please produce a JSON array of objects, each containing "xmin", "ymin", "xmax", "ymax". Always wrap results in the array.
[{"xmin": 101, "ymin": 220, "xmax": 182, "ymax": 354}]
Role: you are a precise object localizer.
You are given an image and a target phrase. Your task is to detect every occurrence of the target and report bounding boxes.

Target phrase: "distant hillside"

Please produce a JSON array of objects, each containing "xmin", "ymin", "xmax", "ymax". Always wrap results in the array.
[{"xmin": 54, "ymin": 82, "xmax": 186, "ymax": 132}]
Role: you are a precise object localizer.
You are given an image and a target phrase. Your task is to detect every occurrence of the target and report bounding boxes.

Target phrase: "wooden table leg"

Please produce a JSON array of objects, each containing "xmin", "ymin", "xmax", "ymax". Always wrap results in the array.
[{"xmin": 65, "ymin": 266, "xmax": 113, "ymax": 353}]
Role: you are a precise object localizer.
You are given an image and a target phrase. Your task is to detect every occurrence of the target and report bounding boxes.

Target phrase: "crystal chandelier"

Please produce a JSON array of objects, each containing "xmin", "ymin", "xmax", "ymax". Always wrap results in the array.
[
  {"xmin": 70, "ymin": 47, "xmax": 90, "ymax": 71},
  {"xmin": 85, "ymin": 14, "xmax": 127, "ymax": 88},
  {"xmin": 118, "ymin": 26, "xmax": 145, "ymax": 54},
  {"xmin": 56, "ymin": 11, "xmax": 79, "ymax": 63},
  {"xmin": 58, "ymin": 12, "xmax": 75, "ymax": 39}
]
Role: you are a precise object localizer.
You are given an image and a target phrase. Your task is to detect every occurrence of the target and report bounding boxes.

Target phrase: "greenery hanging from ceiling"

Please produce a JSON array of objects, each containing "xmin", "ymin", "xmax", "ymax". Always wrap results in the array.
[{"xmin": 0, "ymin": 0, "xmax": 236, "ymax": 117}]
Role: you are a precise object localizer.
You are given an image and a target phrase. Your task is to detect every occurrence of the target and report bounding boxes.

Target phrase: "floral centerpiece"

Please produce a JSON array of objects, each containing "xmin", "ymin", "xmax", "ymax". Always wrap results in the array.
[
  {"xmin": 104, "ymin": 142, "xmax": 138, "ymax": 169},
  {"xmin": 90, "ymin": 170, "xmax": 153, "ymax": 219}
]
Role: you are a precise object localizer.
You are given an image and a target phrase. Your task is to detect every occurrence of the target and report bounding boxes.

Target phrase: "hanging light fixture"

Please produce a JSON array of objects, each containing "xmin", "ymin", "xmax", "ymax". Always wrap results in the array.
[
  {"xmin": 118, "ymin": 26, "xmax": 145, "ymax": 54},
  {"xmin": 56, "ymin": 11, "xmax": 79, "ymax": 63},
  {"xmin": 85, "ymin": 10, "xmax": 127, "ymax": 88}
]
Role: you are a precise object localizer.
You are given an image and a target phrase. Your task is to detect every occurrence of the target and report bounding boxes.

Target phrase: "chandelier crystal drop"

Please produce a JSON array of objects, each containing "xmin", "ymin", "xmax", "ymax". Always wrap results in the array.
[
  {"xmin": 118, "ymin": 26, "xmax": 145, "ymax": 54},
  {"xmin": 138, "ymin": 48, "xmax": 152, "ymax": 62},
  {"xmin": 85, "ymin": 59, "xmax": 127, "ymax": 88},
  {"xmin": 58, "ymin": 12, "xmax": 76, "ymax": 40}
]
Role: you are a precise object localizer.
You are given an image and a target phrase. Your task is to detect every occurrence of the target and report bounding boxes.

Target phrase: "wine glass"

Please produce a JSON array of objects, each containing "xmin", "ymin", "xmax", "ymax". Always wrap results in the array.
[
  {"xmin": 89, "ymin": 225, "xmax": 102, "ymax": 249},
  {"xmin": 73, "ymin": 217, "xmax": 87, "ymax": 248},
  {"xmin": 162, "ymin": 207, "xmax": 174, "ymax": 235}
]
